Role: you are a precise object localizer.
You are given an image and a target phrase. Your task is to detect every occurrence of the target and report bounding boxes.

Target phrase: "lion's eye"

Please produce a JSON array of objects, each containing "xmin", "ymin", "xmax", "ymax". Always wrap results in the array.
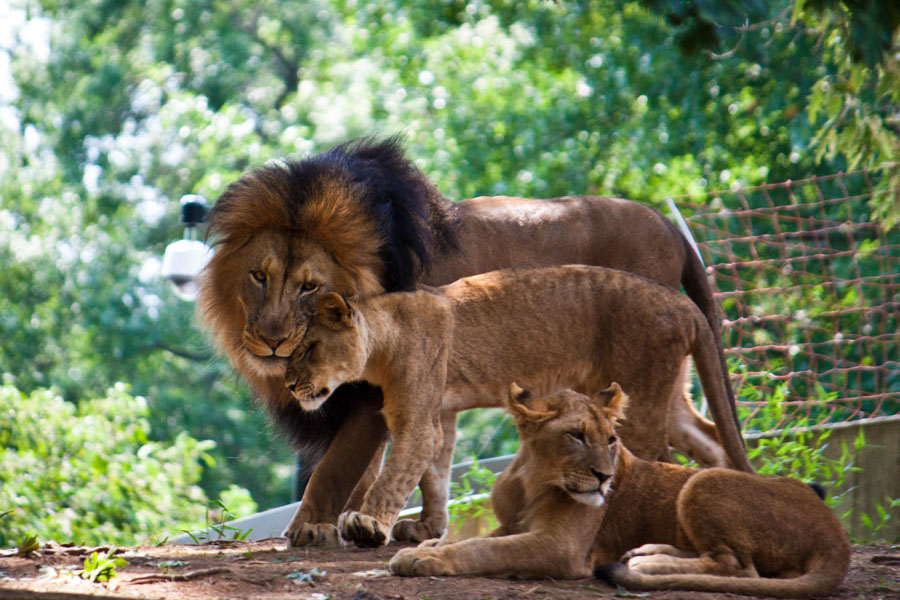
[
  {"xmin": 300, "ymin": 281, "xmax": 319, "ymax": 294},
  {"xmin": 608, "ymin": 436, "xmax": 617, "ymax": 446},
  {"xmin": 250, "ymin": 270, "xmax": 266, "ymax": 284},
  {"xmin": 296, "ymin": 342, "xmax": 317, "ymax": 362},
  {"xmin": 568, "ymin": 431, "xmax": 586, "ymax": 444}
]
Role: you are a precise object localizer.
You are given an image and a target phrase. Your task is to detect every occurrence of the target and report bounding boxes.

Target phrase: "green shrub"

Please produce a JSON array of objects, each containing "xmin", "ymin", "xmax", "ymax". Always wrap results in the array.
[
  {"xmin": 448, "ymin": 457, "xmax": 499, "ymax": 537},
  {"xmin": 0, "ymin": 377, "xmax": 246, "ymax": 546}
]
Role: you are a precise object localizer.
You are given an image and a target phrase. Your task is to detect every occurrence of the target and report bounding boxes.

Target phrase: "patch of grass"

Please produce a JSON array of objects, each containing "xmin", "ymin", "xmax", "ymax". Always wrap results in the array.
[
  {"xmin": 80, "ymin": 547, "xmax": 127, "ymax": 583},
  {"xmin": 180, "ymin": 499, "xmax": 254, "ymax": 543},
  {"xmin": 448, "ymin": 457, "xmax": 499, "ymax": 533},
  {"xmin": 16, "ymin": 534, "xmax": 40, "ymax": 558}
]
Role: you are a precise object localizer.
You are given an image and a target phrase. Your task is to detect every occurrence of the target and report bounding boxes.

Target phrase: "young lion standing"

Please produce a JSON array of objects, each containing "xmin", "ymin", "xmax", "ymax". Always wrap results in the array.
[
  {"xmin": 391, "ymin": 385, "xmax": 850, "ymax": 599},
  {"xmin": 285, "ymin": 265, "xmax": 753, "ymax": 547}
]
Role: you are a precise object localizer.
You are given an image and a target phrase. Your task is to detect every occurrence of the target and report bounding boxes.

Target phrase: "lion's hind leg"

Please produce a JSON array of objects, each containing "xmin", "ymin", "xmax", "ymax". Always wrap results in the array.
[
  {"xmin": 666, "ymin": 360, "xmax": 729, "ymax": 468},
  {"xmin": 626, "ymin": 550, "xmax": 757, "ymax": 578},
  {"xmin": 621, "ymin": 543, "xmax": 697, "ymax": 562}
]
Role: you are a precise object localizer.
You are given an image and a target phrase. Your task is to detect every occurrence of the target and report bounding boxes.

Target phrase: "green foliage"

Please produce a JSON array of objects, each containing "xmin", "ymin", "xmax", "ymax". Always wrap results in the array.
[
  {"xmin": 741, "ymin": 383, "xmax": 858, "ymax": 515},
  {"xmin": 0, "ymin": 379, "xmax": 243, "ymax": 546},
  {"xmin": 634, "ymin": 0, "xmax": 769, "ymax": 55},
  {"xmin": 183, "ymin": 498, "xmax": 255, "ymax": 543},
  {"xmin": 448, "ymin": 457, "xmax": 499, "ymax": 532},
  {"xmin": 454, "ymin": 409, "xmax": 518, "ymax": 463},
  {"xmin": 80, "ymin": 547, "xmax": 128, "ymax": 583},
  {"xmin": 859, "ymin": 497, "xmax": 900, "ymax": 538},
  {"xmin": 748, "ymin": 428, "xmax": 856, "ymax": 510},
  {"xmin": 16, "ymin": 534, "xmax": 40, "ymax": 558},
  {"xmin": 450, "ymin": 456, "xmax": 498, "ymax": 500}
]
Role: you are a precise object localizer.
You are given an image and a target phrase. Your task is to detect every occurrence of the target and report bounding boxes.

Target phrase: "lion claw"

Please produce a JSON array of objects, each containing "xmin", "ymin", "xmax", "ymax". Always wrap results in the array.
[
  {"xmin": 285, "ymin": 522, "xmax": 342, "ymax": 548},
  {"xmin": 338, "ymin": 510, "xmax": 390, "ymax": 547},
  {"xmin": 389, "ymin": 548, "xmax": 450, "ymax": 576},
  {"xmin": 391, "ymin": 518, "xmax": 445, "ymax": 543}
]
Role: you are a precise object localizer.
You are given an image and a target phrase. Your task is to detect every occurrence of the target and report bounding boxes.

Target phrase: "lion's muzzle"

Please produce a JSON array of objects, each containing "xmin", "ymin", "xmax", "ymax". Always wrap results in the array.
[{"xmin": 286, "ymin": 381, "xmax": 332, "ymax": 411}]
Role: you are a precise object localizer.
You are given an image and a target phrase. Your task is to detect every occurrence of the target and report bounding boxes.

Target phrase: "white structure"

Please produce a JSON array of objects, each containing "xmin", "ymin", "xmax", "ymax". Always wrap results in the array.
[{"xmin": 172, "ymin": 454, "xmax": 515, "ymax": 544}]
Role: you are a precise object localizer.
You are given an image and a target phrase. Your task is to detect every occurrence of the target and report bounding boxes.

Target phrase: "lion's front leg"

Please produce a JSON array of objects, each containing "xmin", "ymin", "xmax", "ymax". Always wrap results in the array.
[
  {"xmin": 392, "ymin": 409, "xmax": 458, "ymax": 543},
  {"xmin": 284, "ymin": 511, "xmax": 342, "ymax": 548},
  {"xmin": 390, "ymin": 532, "xmax": 590, "ymax": 578},
  {"xmin": 339, "ymin": 392, "xmax": 443, "ymax": 547},
  {"xmin": 284, "ymin": 390, "xmax": 387, "ymax": 548}
]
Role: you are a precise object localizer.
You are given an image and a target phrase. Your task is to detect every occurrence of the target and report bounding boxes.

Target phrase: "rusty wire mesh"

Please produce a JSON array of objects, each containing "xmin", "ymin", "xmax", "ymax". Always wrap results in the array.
[{"xmin": 673, "ymin": 166, "xmax": 899, "ymax": 431}]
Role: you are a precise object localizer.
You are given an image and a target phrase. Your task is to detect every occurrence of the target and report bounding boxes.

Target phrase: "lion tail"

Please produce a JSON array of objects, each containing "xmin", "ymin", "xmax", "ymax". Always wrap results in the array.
[
  {"xmin": 595, "ymin": 554, "xmax": 847, "ymax": 598},
  {"xmin": 690, "ymin": 312, "xmax": 754, "ymax": 473},
  {"xmin": 678, "ymin": 229, "xmax": 744, "ymax": 445}
]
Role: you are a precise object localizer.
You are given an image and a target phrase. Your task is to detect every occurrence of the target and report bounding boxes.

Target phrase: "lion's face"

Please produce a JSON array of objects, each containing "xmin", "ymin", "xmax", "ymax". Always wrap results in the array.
[
  {"xmin": 198, "ymin": 142, "xmax": 440, "ymax": 392},
  {"xmin": 508, "ymin": 384, "xmax": 628, "ymax": 507},
  {"xmin": 283, "ymin": 292, "xmax": 369, "ymax": 411},
  {"xmin": 201, "ymin": 230, "xmax": 376, "ymax": 381}
]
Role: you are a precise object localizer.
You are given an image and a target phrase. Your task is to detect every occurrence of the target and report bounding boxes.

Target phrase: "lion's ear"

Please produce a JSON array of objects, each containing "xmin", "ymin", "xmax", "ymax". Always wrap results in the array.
[
  {"xmin": 596, "ymin": 382, "xmax": 629, "ymax": 424},
  {"xmin": 508, "ymin": 382, "xmax": 529, "ymax": 404},
  {"xmin": 317, "ymin": 292, "xmax": 354, "ymax": 330},
  {"xmin": 506, "ymin": 383, "xmax": 557, "ymax": 425}
]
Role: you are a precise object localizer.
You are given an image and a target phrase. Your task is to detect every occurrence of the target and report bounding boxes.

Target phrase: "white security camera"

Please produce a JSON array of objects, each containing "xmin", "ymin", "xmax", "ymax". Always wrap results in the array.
[{"xmin": 161, "ymin": 195, "xmax": 213, "ymax": 301}]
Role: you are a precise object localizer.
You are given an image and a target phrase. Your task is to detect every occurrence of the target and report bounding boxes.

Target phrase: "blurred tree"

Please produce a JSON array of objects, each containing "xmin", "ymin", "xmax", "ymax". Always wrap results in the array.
[
  {"xmin": 632, "ymin": 0, "xmax": 900, "ymax": 224},
  {"xmin": 0, "ymin": 380, "xmax": 254, "ymax": 546}
]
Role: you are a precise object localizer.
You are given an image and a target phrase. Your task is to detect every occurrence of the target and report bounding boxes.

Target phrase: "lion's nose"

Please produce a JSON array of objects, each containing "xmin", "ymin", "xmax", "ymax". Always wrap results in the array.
[
  {"xmin": 592, "ymin": 469, "xmax": 610, "ymax": 485},
  {"xmin": 261, "ymin": 335, "xmax": 287, "ymax": 351}
]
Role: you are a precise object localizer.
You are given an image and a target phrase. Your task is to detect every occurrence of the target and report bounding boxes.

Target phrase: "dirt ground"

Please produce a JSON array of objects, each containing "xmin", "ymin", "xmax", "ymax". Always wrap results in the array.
[{"xmin": 0, "ymin": 539, "xmax": 897, "ymax": 600}]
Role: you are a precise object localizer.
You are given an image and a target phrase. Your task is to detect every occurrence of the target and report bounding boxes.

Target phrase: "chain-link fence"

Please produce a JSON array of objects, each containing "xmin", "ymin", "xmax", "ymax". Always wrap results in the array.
[{"xmin": 672, "ymin": 166, "xmax": 899, "ymax": 431}]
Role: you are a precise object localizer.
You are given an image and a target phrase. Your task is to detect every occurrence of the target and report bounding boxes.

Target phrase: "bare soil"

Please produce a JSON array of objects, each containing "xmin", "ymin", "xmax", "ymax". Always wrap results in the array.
[{"xmin": 1, "ymin": 539, "xmax": 897, "ymax": 600}]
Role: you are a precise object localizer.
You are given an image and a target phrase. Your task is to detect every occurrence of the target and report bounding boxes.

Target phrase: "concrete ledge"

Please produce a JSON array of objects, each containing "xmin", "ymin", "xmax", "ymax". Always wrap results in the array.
[{"xmin": 170, "ymin": 457, "xmax": 513, "ymax": 544}]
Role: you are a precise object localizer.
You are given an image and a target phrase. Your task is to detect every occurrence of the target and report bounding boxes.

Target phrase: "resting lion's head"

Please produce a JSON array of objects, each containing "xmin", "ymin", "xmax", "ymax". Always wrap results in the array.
[
  {"xmin": 283, "ymin": 292, "xmax": 369, "ymax": 411},
  {"xmin": 197, "ymin": 137, "xmax": 453, "ymax": 387},
  {"xmin": 506, "ymin": 383, "xmax": 629, "ymax": 507}
]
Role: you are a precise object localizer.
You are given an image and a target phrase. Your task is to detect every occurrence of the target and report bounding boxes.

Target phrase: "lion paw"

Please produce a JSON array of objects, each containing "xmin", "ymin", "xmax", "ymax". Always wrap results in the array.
[
  {"xmin": 622, "ymin": 543, "xmax": 692, "ymax": 563},
  {"xmin": 391, "ymin": 518, "xmax": 445, "ymax": 544},
  {"xmin": 285, "ymin": 522, "xmax": 342, "ymax": 548},
  {"xmin": 389, "ymin": 547, "xmax": 452, "ymax": 576},
  {"xmin": 338, "ymin": 511, "xmax": 390, "ymax": 547}
]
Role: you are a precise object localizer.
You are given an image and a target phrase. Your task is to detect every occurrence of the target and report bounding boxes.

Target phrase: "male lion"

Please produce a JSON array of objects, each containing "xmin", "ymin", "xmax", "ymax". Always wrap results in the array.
[
  {"xmin": 390, "ymin": 385, "xmax": 850, "ymax": 599},
  {"xmin": 284, "ymin": 265, "xmax": 753, "ymax": 547},
  {"xmin": 197, "ymin": 137, "xmax": 738, "ymax": 547}
]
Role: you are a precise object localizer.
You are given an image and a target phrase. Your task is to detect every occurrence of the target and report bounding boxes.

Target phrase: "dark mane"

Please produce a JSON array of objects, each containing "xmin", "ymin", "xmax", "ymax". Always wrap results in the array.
[
  {"xmin": 319, "ymin": 136, "xmax": 456, "ymax": 290},
  {"xmin": 205, "ymin": 136, "xmax": 456, "ymax": 292},
  {"xmin": 199, "ymin": 138, "xmax": 458, "ymax": 476}
]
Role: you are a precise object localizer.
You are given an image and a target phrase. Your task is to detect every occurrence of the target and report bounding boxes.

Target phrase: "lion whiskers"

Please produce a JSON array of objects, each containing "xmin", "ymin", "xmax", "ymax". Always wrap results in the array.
[
  {"xmin": 289, "ymin": 382, "xmax": 317, "ymax": 401},
  {"xmin": 559, "ymin": 470, "xmax": 615, "ymax": 507},
  {"xmin": 238, "ymin": 349, "xmax": 287, "ymax": 379}
]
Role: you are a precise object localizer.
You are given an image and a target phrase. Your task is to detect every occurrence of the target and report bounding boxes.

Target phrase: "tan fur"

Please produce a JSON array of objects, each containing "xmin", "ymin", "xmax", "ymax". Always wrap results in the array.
[
  {"xmin": 284, "ymin": 266, "xmax": 752, "ymax": 547},
  {"xmin": 391, "ymin": 388, "xmax": 850, "ymax": 600},
  {"xmin": 198, "ymin": 151, "xmax": 738, "ymax": 548}
]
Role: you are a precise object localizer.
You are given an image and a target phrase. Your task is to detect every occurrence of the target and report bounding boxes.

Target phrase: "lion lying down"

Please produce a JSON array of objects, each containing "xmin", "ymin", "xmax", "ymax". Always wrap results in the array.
[
  {"xmin": 390, "ymin": 385, "xmax": 850, "ymax": 599},
  {"xmin": 284, "ymin": 265, "xmax": 753, "ymax": 547}
]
